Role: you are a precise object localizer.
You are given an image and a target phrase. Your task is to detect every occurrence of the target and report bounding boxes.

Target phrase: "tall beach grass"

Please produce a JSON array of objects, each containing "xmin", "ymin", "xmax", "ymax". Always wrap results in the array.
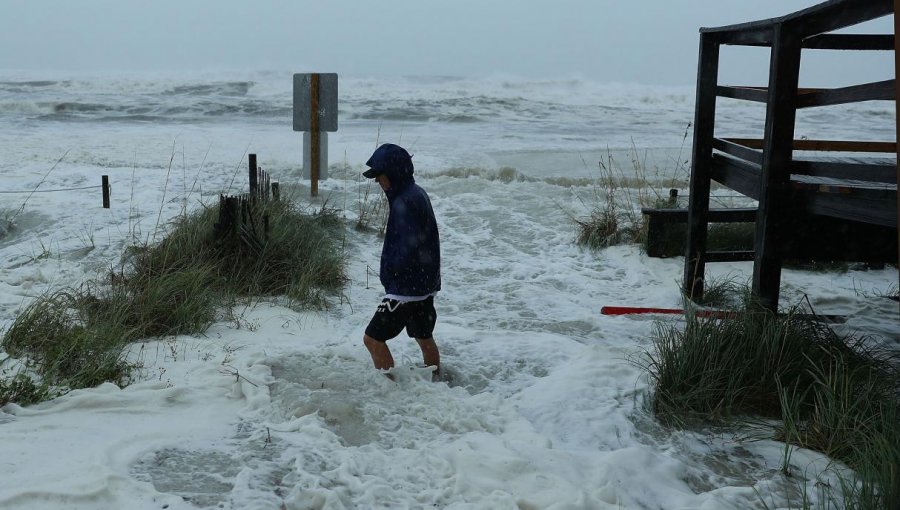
[{"xmin": 634, "ymin": 292, "xmax": 900, "ymax": 509}]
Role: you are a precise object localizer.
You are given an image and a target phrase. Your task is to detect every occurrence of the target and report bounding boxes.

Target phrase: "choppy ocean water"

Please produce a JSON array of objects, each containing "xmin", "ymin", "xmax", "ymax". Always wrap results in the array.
[{"xmin": 1, "ymin": 70, "xmax": 894, "ymax": 175}]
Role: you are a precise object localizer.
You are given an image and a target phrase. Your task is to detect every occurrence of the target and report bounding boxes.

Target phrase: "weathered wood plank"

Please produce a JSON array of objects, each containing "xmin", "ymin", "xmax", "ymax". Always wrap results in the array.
[
  {"xmin": 797, "ymin": 79, "xmax": 895, "ymax": 107},
  {"xmin": 713, "ymin": 138, "xmax": 764, "ymax": 164},
  {"xmin": 805, "ymin": 190, "xmax": 898, "ymax": 227},
  {"xmin": 803, "ymin": 33, "xmax": 894, "ymax": 50},
  {"xmin": 702, "ymin": 0, "xmax": 892, "ymax": 42},
  {"xmin": 791, "ymin": 159, "xmax": 897, "ymax": 183},
  {"xmin": 795, "ymin": 140, "xmax": 894, "ymax": 152},
  {"xmin": 684, "ymin": 34, "xmax": 720, "ymax": 302},
  {"xmin": 642, "ymin": 207, "xmax": 758, "ymax": 223},
  {"xmin": 704, "ymin": 250, "xmax": 756, "ymax": 262},
  {"xmin": 792, "ymin": 0, "xmax": 892, "ymax": 38},
  {"xmin": 710, "ymin": 154, "xmax": 762, "ymax": 198},
  {"xmin": 718, "ymin": 81, "xmax": 895, "ymax": 107},
  {"xmin": 716, "ymin": 86, "xmax": 769, "ymax": 102},
  {"xmin": 722, "ymin": 138, "xmax": 896, "ymax": 153}
]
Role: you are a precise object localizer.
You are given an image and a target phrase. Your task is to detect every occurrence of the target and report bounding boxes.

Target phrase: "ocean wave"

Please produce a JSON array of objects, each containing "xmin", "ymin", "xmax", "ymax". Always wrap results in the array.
[
  {"xmin": 0, "ymin": 97, "xmax": 290, "ymax": 123},
  {"xmin": 163, "ymin": 81, "xmax": 254, "ymax": 97},
  {"xmin": 427, "ymin": 165, "xmax": 688, "ymax": 188},
  {"xmin": 0, "ymin": 101, "xmax": 46, "ymax": 116},
  {"xmin": 52, "ymin": 102, "xmax": 112, "ymax": 113},
  {"xmin": 0, "ymin": 80, "xmax": 67, "ymax": 92}
]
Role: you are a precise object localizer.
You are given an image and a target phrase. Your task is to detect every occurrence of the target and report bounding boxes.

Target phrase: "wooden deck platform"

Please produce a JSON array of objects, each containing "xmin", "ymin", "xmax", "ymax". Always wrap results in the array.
[{"xmin": 710, "ymin": 151, "xmax": 897, "ymax": 228}]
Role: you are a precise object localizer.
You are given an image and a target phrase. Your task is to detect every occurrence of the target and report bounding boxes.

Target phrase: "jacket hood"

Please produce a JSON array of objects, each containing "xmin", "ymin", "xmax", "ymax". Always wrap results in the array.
[{"xmin": 364, "ymin": 143, "xmax": 415, "ymax": 192}]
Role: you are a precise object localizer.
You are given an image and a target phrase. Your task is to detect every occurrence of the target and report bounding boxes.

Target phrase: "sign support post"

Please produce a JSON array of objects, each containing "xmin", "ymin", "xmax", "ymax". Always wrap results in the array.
[
  {"xmin": 293, "ymin": 73, "xmax": 338, "ymax": 197},
  {"xmin": 310, "ymin": 74, "xmax": 320, "ymax": 196}
]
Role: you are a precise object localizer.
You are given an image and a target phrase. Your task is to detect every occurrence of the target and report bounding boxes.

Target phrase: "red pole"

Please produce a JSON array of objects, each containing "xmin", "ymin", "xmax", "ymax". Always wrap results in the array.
[
  {"xmin": 600, "ymin": 306, "xmax": 735, "ymax": 319},
  {"xmin": 601, "ymin": 306, "xmax": 684, "ymax": 315}
]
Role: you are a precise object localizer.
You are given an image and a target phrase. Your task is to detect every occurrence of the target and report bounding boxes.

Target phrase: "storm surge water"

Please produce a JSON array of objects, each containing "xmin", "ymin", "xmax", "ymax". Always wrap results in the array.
[{"xmin": 0, "ymin": 70, "xmax": 897, "ymax": 509}]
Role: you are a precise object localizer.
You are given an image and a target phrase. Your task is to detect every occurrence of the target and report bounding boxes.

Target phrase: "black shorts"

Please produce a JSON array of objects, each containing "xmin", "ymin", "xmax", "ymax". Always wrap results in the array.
[{"xmin": 365, "ymin": 297, "xmax": 437, "ymax": 342}]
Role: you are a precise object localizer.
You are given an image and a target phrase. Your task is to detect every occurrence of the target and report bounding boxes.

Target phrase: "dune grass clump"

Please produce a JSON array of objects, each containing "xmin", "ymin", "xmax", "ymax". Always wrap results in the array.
[
  {"xmin": 778, "ymin": 352, "xmax": 900, "ymax": 509},
  {"xmin": 0, "ymin": 370, "xmax": 50, "ymax": 407},
  {"xmin": 635, "ymin": 295, "xmax": 900, "ymax": 509},
  {"xmin": 2, "ymin": 290, "xmax": 135, "ymax": 391},
  {"xmin": 574, "ymin": 153, "xmax": 646, "ymax": 250},
  {"xmin": 692, "ymin": 274, "xmax": 750, "ymax": 310},
  {"xmin": 202, "ymin": 200, "xmax": 348, "ymax": 307},
  {"xmin": 575, "ymin": 204, "xmax": 641, "ymax": 250},
  {"xmin": 134, "ymin": 197, "xmax": 346, "ymax": 309},
  {"xmin": 573, "ymin": 137, "xmax": 694, "ymax": 251},
  {"xmin": 91, "ymin": 264, "xmax": 220, "ymax": 339},
  {"xmin": 1, "ymin": 275, "xmax": 210, "ymax": 396},
  {"xmin": 1, "ymin": 195, "xmax": 348, "ymax": 404},
  {"xmin": 120, "ymin": 196, "xmax": 346, "ymax": 309}
]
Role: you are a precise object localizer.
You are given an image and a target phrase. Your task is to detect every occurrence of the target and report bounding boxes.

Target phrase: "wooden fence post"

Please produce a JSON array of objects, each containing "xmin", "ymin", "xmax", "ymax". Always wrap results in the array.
[
  {"xmin": 102, "ymin": 175, "xmax": 110, "ymax": 208},
  {"xmin": 249, "ymin": 153, "xmax": 258, "ymax": 195},
  {"xmin": 261, "ymin": 168, "xmax": 270, "ymax": 201}
]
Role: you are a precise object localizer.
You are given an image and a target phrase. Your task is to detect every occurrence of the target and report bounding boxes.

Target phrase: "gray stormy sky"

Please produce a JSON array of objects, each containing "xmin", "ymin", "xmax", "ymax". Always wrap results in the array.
[{"xmin": 0, "ymin": 0, "xmax": 894, "ymax": 86}]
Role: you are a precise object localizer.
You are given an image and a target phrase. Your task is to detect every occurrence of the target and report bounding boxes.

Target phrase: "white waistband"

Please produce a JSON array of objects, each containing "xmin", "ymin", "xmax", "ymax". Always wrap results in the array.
[{"xmin": 383, "ymin": 292, "xmax": 437, "ymax": 303}]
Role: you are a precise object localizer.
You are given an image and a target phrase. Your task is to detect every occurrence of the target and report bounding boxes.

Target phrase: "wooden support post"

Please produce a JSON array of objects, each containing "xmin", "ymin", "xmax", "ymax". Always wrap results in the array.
[
  {"xmin": 310, "ymin": 73, "xmax": 320, "ymax": 197},
  {"xmin": 895, "ymin": 0, "xmax": 899, "ymax": 309},
  {"xmin": 683, "ymin": 33, "xmax": 720, "ymax": 302},
  {"xmin": 249, "ymin": 153, "xmax": 258, "ymax": 195},
  {"xmin": 102, "ymin": 175, "xmax": 110, "ymax": 209},
  {"xmin": 753, "ymin": 23, "xmax": 802, "ymax": 313},
  {"xmin": 272, "ymin": 182, "xmax": 280, "ymax": 201}
]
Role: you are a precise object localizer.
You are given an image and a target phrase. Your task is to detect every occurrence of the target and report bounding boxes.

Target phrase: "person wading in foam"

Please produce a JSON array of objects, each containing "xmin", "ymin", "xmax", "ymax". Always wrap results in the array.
[{"xmin": 361, "ymin": 143, "xmax": 442, "ymax": 381}]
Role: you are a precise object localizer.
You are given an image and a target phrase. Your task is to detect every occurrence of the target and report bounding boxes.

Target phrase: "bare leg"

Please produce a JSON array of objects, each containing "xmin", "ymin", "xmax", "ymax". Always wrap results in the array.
[
  {"xmin": 364, "ymin": 334, "xmax": 394, "ymax": 373},
  {"xmin": 415, "ymin": 337, "xmax": 440, "ymax": 380}
]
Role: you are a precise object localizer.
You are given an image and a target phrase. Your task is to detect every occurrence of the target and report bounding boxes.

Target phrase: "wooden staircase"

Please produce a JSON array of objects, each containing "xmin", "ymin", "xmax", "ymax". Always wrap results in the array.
[{"xmin": 682, "ymin": 0, "xmax": 898, "ymax": 311}]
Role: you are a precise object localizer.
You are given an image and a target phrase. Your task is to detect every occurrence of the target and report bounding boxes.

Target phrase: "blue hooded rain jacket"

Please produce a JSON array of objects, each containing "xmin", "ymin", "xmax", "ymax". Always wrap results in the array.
[{"xmin": 365, "ymin": 143, "xmax": 441, "ymax": 298}]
